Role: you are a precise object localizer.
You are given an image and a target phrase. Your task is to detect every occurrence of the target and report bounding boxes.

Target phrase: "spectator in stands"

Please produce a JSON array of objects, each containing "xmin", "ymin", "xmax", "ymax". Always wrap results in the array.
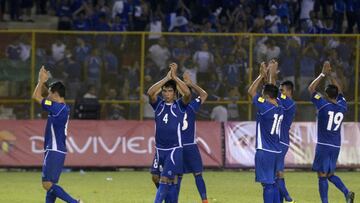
[
  {"xmin": 304, "ymin": 10, "xmax": 323, "ymax": 34},
  {"xmin": 172, "ymin": 40, "xmax": 190, "ymax": 63},
  {"xmin": 102, "ymin": 49, "xmax": 119, "ymax": 84},
  {"xmin": 6, "ymin": 41, "xmax": 22, "ymax": 61},
  {"xmin": 180, "ymin": 59, "xmax": 198, "ymax": 85},
  {"xmin": 300, "ymin": 0, "xmax": 315, "ymax": 30},
  {"xmin": 333, "ymin": 0, "xmax": 345, "ymax": 33},
  {"xmin": 20, "ymin": 0, "xmax": 34, "ymax": 22},
  {"xmin": 226, "ymin": 87, "xmax": 240, "ymax": 120},
  {"xmin": 264, "ymin": 39, "xmax": 281, "ymax": 62},
  {"xmin": 345, "ymin": 0, "xmax": 360, "ymax": 33},
  {"xmin": 299, "ymin": 41, "xmax": 318, "ymax": 92},
  {"xmin": 112, "ymin": 14, "xmax": 128, "ymax": 31},
  {"xmin": 56, "ymin": 0, "xmax": 73, "ymax": 30},
  {"xmin": 210, "ymin": 105, "xmax": 228, "ymax": 122},
  {"xmin": 74, "ymin": 37, "xmax": 91, "ymax": 65},
  {"xmin": 279, "ymin": 37, "xmax": 299, "ymax": 83},
  {"xmin": 193, "ymin": 42, "xmax": 214, "ymax": 81},
  {"xmin": 64, "ymin": 51, "xmax": 82, "ymax": 99},
  {"xmin": 148, "ymin": 37, "xmax": 171, "ymax": 71},
  {"xmin": 83, "ymin": 84, "xmax": 98, "ymax": 99},
  {"xmin": 223, "ymin": 55, "xmax": 242, "ymax": 88},
  {"xmin": 101, "ymin": 88, "xmax": 125, "ymax": 120},
  {"xmin": 265, "ymin": 5, "xmax": 281, "ymax": 33},
  {"xmin": 84, "ymin": 48, "xmax": 103, "ymax": 86},
  {"xmin": 133, "ymin": 0, "xmax": 150, "ymax": 31},
  {"xmin": 51, "ymin": 39, "xmax": 66, "ymax": 62},
  {"xmin": 277, "ymin": 16, "xmax": 290, "ymax": 33},
  {"xmin": 9, "ymin": 0, "xmax": 20, "ymax": 21},
  {"xmin": 73, "ymin": 11, "xmax": 91, "ymax": 30}
]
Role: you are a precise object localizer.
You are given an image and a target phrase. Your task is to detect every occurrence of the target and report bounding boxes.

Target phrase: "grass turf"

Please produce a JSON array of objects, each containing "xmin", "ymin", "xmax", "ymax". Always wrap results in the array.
[{"xmin": 0, "ymin": 171, "xmax": 359, "ymax": 203}]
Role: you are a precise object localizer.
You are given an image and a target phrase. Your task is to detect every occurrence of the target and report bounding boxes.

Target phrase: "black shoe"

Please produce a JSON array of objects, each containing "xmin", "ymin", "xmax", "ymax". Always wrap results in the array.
[{"xmin": 346, "ymin": 191, "xmax": 355, "ymax": 203}]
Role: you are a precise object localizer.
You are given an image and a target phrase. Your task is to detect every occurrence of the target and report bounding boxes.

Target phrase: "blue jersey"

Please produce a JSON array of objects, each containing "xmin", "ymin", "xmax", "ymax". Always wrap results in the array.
[
  {"xmin": 182, "ymin": 97, "xmax": 202, "ymax": 145},
  {"xmin": 41, "ymin": 99, "xmax": 70, "ymax": 153},
  {"xmin": 253, "ymin": 94, "xmax": 283, "ymax": 153},
  {"xmin": 278, "ymin": 93, "xmax": 296, "ymax": 146},
  {"xmin": 311, "ymin": 92, "xmax": 347, "ymax": 148},
  {"xmin": 151, "ymin": 97, "xmax": 186, "ymax": 149}
]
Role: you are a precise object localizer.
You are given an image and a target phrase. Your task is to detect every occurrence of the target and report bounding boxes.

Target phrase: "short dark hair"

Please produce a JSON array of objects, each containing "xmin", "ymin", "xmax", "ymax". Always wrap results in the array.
[
  {"xmin": 162, "ymin": 80, "xmax": 177, "ymax": 92},
  {"xmin": 263, "ymin": 83, "xmax": 279, "ymax": 99},
  {"xmin": 325, "ymin": 84, "xmax": 338, "ymax": 99},
  {"xmin": 49, "ymin": 81, "xmax": 66, "ymax": 98},
  {"xmin": 280, "ymin": 80, "xmax": 294, "ymax": 93}
]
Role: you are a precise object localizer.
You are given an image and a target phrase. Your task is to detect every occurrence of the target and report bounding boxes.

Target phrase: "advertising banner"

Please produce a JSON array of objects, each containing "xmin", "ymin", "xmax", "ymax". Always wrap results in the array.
[
  {"xmin": 0, "ymin": 120, "xmax": 222, "ymax": 167},
  {"xmin": 225, "ymin": 122, "xmax": 360, "ymax": 168}
]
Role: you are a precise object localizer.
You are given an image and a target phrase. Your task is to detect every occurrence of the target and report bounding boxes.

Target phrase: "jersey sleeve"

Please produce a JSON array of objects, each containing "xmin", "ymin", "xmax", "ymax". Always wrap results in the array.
[
  {"xmin": 177, "ymin": 98, "xmax": 188, "ymax": 112},
  {"xmin": 337, "ymin": 93, "xmax": 347, "ymax": 111},
  {"xmin": 252, "ymin": 93, "xmax": 266, "ymax": 112},
  {"xmin": 41, "ymin": 99, "xmax": 66, "ymax": 116},
  {"xmin": 311, "ymin": 92, "xmax": 328, "ymax": 110},
  {"xmin": 149, "ymin": 96, "xmax": 162, "ymax": 111},
  {"xmin": 188, "ymin": 97, "xmax": 202, "ymax": 113}
]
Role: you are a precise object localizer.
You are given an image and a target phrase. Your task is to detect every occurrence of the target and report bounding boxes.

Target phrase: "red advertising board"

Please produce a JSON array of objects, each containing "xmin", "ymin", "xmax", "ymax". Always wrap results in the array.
[{"xmin": 0, "ymin": 120, "xmax": 222, "ymax": 167}]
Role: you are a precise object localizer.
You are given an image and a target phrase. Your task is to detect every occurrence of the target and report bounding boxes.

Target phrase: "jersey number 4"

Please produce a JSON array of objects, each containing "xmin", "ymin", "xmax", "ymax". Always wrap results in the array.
[
  {"xmin": 271, "ymin": 114, "xmax": 283, "ymax": 135},
  {"xmin": 327, "ymin": 111, "xmax": 344, "ymax": 131}
]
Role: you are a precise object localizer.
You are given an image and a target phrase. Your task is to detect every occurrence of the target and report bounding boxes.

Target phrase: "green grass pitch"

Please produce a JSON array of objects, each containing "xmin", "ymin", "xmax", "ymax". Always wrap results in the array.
[{"xmin": 0, "ymin": 171, "xmax": 359, "ymax": 203}]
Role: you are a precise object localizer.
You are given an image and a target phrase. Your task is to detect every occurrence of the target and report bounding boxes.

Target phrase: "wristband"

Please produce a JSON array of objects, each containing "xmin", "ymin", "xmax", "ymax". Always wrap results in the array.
[{"xmin": 320, "ymin": 73, "xmax": 325, "ymax": 77}]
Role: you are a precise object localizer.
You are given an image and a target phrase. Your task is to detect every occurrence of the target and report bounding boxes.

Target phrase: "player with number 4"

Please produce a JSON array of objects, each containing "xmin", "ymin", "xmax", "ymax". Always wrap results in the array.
[
  {"xmin": 308, "ymin": 61, "xmax": 355, "ymax": 203},
  {"xmin": 248, "ymin": 62, "xmax": 284, "ymax": 203},
  {"xmin": 147, "ymin": 63, "xmax": 191, "ymax": 203}
]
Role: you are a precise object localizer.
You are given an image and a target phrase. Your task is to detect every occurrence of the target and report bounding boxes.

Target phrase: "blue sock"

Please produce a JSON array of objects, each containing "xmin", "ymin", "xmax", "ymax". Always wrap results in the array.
[
  {"xmin": 276, "ymin": 178, "xmax": 293, "ymax": 202},
  {"xmin": 262, "ymin": 183, "xmax": 274, "ymax": 203},
  {"xmin": 154, "ymin": 182, "xmax": 170, "ymax": 203},
  {"xmin": 164, "ymin": 183, "xmax": 175, "ymax": 203},
  {"xmin": 49, "ymin": 184, "xmax": 77, "ymax": 203},
  {"xmin": 328, "ymin": 175, "xmax": 349, "ymax": 197},
  {"xmin": 195, "ymin": 174, "xmax": 207, "ymax": 200},
  {"xmin": 177, "ymin": 176, "xmax": 183, "ymax": 199},
  {"xmin": 273, "ymin": 183, "xmax": 281, "ymax": 203},
  {"xmin": 318, "ymin": 177, "xmax": 329, "ymax": 203},
  {"xmin": 46, "ymin": 190, "xmax": 56, "ymax": 203}
]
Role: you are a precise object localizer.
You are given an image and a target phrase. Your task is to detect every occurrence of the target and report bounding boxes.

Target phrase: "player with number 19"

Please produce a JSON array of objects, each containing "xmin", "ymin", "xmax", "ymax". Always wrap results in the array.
[
  {"xmin": 308, "ymin": 61, "xmax": 355, "ymax": 203},
  {"xmin": 248, "ymin": 62, "xmax": 283, "ymax": 203}
]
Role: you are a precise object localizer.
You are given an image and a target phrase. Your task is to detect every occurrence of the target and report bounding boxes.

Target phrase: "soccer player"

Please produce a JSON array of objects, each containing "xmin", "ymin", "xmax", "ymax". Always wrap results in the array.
[
  {"xmin": 268, "ymin": 60, "xmax": 296, "ymax": 203},
  {"xmin": 248, "ymin": 62, "xmax": 284, "ymax": 203},
  {"xmin": 148, "ymin": 63, "xmax": 191, "ymax": 203},
  {"xmin": 308, "ymin": 61, "xmax": 355, "ymax": 203},
  {"xmin": 173, "ymin": 71, "xmax": 209, "ymax": 203},
  {"xmin": 32, "ymin": 66, "xmax": 82, "ymax": 203}
]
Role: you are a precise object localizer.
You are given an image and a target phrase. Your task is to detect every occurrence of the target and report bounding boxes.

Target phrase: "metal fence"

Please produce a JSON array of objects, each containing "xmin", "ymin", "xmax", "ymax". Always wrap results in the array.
[{"xmin": 0, "ymin": 31, "xmax": 359, "ymax": 121}]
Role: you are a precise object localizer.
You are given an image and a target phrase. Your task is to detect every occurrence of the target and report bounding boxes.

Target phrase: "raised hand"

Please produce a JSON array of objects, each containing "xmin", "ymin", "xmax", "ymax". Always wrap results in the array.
[
  {"xmin": 169, "ymin": 63, "xmax": 178, "ymax": 79},
  {"xmin": 259, "ymin": 62, "xmax": 267, "ymax": 78},
  {"xmin": 322, "ymin": 61, "xmax": 332, "ymax": 75},
  {"xmin": 183, "ymin": 71, "xmax": 192, "ymax": 85},
  {"xmin": 39, "ymin": 66, "xmax": 49, "ymax": 83}
]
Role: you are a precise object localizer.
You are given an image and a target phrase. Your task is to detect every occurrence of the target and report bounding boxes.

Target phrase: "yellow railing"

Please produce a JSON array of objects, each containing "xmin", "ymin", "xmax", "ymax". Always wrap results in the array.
[{"xmin": 0, "ymin": 31, "xmax": 358, "ymax": 121}]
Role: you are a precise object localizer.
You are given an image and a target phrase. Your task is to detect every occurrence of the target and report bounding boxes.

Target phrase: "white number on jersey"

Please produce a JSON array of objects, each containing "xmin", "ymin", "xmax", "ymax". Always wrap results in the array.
[
  {"xmin": 153, "ymin": 158, "xmax": 158, "ymax": 169},
  {"xmin": 163, "ymin": 113, "xmax": 169, "ymax": 124},
  {"xmin": 271, "ymin": 114, "xmax": 283, "ymax": 135},
  {"xmin": 327, "ymin": 111, "xmax": 344, "ymax": 131},
  {"xmin": 182, "ymin": 113, "xmax": 188, "ymax": 131}
]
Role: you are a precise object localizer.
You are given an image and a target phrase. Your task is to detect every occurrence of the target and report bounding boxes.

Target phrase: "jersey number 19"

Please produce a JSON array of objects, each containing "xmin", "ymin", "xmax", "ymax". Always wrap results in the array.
[{"xmin": 327, "ymin": 111, "xmax": 344, "ymax": 131}]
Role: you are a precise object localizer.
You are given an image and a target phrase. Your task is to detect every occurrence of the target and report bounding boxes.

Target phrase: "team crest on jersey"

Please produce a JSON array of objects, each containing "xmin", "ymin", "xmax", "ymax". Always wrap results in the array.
[
  {"xmin": 258, "ymin": 97, "xmax": 265, "ymax": 103},
  {"xmin": 281, "ymin": 94, "xmax": 286, "ymax": 99},
  {"xmin": 314, "ymin": 94, "xmax": 321, "ymax": 100},
  {"xmin": 168, "ymin": 170, "xmax": 172, "ymax": 176},
  {"xmin": 44, "ymin": 100, "xmax": 52, "ymax": 106}
]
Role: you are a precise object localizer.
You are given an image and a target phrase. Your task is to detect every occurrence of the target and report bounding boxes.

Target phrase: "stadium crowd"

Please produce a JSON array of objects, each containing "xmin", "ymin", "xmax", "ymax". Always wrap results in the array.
[{"xmin": 0, "ymin": 0, "xmax": 358, "ymax": 120}]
